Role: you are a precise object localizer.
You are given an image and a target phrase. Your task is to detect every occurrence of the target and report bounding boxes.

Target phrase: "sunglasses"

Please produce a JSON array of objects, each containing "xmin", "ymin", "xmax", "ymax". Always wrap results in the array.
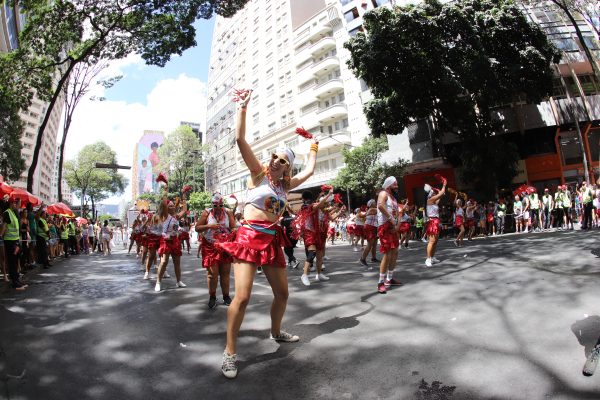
[
  {"xmin": 271, "ymin": 153, "xmax": 289, "ymax": 166},
  {"xmin": 213, "ymin": 204, "xmax": 223, "ymax": 208}
]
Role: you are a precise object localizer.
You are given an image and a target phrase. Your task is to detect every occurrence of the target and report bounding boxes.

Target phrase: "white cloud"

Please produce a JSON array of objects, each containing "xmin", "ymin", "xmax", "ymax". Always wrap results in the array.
[{"xmin": 65, "ymin": 71, "xmax": 207, "ymax": 204}]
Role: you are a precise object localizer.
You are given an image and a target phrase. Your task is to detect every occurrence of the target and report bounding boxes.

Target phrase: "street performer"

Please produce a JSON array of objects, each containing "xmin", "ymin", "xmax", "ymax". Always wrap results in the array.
[
  {"xmin": 376, "ymin": 176, "xmax": 402, "ymax": 294},
  {"xmin": 424, "ymin": 176, "xmax": 447, "ymax": 267},
  {"xmin": 216, "ymin": 89, "xmax": 318, "ymax": 379}
]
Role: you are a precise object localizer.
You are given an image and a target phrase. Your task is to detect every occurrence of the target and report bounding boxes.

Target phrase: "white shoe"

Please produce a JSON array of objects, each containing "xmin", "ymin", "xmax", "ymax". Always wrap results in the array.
[
  {"xmin": 323, "ymin": 256, "xmax": 330, "ymax": 261},
  {"xmin": 221, "ymin": 352, "xmax": 238, "ymax": 379},
  {"xmin": 176, "ymin": 281, "xmax": 187, "ymax": 288},
  {"xmin": 425, "ymin": 258, "xmax": 433, "ymax": 267},
  {"xmin": 154, "ymin": 282, "xmax": 161, "ymax": 292},
  {"xmin": 432, "ymin": 257, "xmax": 440, "ymax": 264},
  {"xmin": 301, "ymin": 274, "xmax": 311, "ymax": 286},
  {"xmin": 163, "ymin": 271, "xmax": 171, "ymax": 278},
  {"xmin": 321, "ymin": 264, "xmax": 326, "ymax": 270},
  {"xmin": 422, "ymin": 238, "xmax": 428, "ymax": 243},
  {"xmin": 353, "ymin": 247, "xmax": 358, "ymax": 252},
  {"xmin": 316, "ymin": 273, "xmax": 329, "ymax": 282},
  {"xmin": 143, "ymin": 272, "xmax": 149, "ymax": 280}
]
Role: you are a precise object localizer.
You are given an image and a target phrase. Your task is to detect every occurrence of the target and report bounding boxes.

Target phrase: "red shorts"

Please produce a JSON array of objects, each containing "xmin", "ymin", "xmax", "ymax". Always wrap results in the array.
[
  {"xmin": 303, "ymin": 230, "xmax": 325, "ymax": 251},
  {"xmin": 216, "ymin": 221, "xmax": 287, "ymax": 268},
  {"xmin": 140, "ymin": 234, "xmax": 148, "ymax": 247},
  {"xmin": 146, "ymin": 234, "xmax": 161, "ymax": 250},
  {"xmin": 328, "ymin": 227, "xmax": 335, "ymax": 236},
  {"xmin": 348, "ymin": 224, "xmax": 356, "ymax": 235},
  {"xmin": 426, "ymin": 218, "xmax": 441, "ymax": 236},
  {"xmin": 201, "ymin": 237, "xmax": 232, "ymax": 268},
  {"xmin": 132, "ymin": 232, "xmax": 141, "ymax": 243},
  {"xmin": 378, "ymin": 221, "xmax": 399, "ymax": 253},
  {"xmin": 158, "ymin": 236, "xmax": 182, "ymax": 257},
  {"xmin": 398, "ymin": 222, "xmax": 411, "ymax": 233},
  {"xmin": 179, "ymin": 231, "xmax": 190, "ymax": 241},
  {"xmin": 354, "ymin": 225, "xmax": 364, "ymax": 238},
  {"xmin": 455, "ymin": 216, "xmax": 464, "ymax": 228},
  {"xmin": 486, "ymin": 213, "xmax": 494, "ymax": 223},
  {"xmin": 364, "ymin": 225, "xmax": 378, "ymax": 241},
  {"xmin": 466, "ymin": 218, "xmax": 475, "ymax": 228},
  {"xmin": 596, "ymin": 209, "xmax": 600, "ymax": 218}
]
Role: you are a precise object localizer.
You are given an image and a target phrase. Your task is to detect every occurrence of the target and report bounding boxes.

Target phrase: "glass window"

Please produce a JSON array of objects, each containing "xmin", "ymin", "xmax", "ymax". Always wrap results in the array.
[
  {"xmin": 268, "ymin": 122, "xmax": 277, "ymax": 132},
  {"xmin": 253, "ymin": 113, "xmax": 259, "ymax": 124},
  {"xmin": 344, "ymin": 8, "xmax": 359, "ymax": 22}
]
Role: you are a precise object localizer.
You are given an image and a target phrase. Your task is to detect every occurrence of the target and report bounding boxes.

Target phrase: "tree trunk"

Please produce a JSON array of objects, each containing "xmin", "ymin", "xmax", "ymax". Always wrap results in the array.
[
  {"xmin": 57, "ymin": 113, "xmax": 73, "ymax": 202},
  {"xmin": 26, "ymin": 59, "xmax": 75, "ymax": 192},
  {"xmin": 91, "ymin": 195, "xmax": 96, "ymax": 221}
]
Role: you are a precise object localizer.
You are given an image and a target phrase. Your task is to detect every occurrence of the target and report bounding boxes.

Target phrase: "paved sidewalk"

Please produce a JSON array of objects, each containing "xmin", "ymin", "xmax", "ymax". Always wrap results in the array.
[{"xmin": 0, "ymin": 230, "xmax": 599, "ymax": 399}]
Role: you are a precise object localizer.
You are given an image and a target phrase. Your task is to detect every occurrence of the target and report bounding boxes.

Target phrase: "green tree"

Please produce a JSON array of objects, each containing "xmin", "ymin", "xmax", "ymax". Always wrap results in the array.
[
  {"xmin": 156, "ymin": 125, "xmax": 205, "ymax": 196},
  {"xmin": 345, "ymin": 0, "xmax": 560, "ymax": 197},
  {"xmin": 187, "ymin": 191, "xmax": 212, "ymax": 212},
  {"xmin": 1, "ymin": 0, "xmax": 250, "ymax": 193},
  {"xmin": 0, "ymin": 97, "xmax": 26, "ymax": 182},
  {"xmin": 331, "ymin": 138, "xmax": 408, "ymax": 199},
  {"xmin": 65, "ymin": 142, "xmax": 127, "ymax": 217}
]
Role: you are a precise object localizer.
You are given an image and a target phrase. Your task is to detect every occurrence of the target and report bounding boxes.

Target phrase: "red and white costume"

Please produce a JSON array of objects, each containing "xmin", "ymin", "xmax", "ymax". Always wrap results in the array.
[
  {"xmin": 364, "ymin": 211, "xmax": 378, "ymax": 241},
  {"xmin": 425, "ymin": 203, "xmax": 441, "ymax": 236},
  {"xmin": 454, "ymin": 207, "xmax": 464, "ymax": 228},
  {"xmin": 158, "ymin": 215, "xmax": 182, "ymax": 257},
  {"xmin": 377, "ymin": 195, "xmax": 399, "ymax": 253},
  {"xmin": 201, "ymin": 209, "xmax": 233, "ymax": 268}
]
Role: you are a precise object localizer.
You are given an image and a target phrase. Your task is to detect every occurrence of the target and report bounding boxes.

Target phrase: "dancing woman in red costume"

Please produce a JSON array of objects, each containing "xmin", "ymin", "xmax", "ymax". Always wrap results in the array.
[
  {"xmin": 217, "ymin": 89, "xmax": 318, "ymax": 379},
  {"xmin": 376, "ymin": 177, "xmax": 402, "ymax": 294},
  {"xmin": 143, "ymin": 212, "xmax": 162, "ymax": 280},
  {"xmin": 359, "ymin": 199, "xmax": 378, "ymax": 268},
  {"xmin": 196, "ymin": 193, "xmax": 236, "ymax": 309},
  {"xmin": 154, "ymin": 197, "xmax": 188, "ymax": 292},
  {"xmin": 424, "ymin": 179, "xmax": 447, "ymax": 267}
]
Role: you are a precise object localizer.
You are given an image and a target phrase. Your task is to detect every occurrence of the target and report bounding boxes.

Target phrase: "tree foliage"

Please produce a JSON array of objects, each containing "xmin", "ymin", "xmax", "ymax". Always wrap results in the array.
[
  {"xmin": 344, "ymin": 0, "xmax": 561, "ymax": 196},
  {"xmin": 187, "ymin": 191, "xmax": 213, "ymax": 212},
  {"xmin": 65, "ymin": 142, "xmax": 127, "ymax": 217},
  {"xmin": 331, "ymin": 138, "xmax": 408, "ymax": 198},
  {"xmin": 1, "ymin": 0, "xmax": 250, "ymax": 192},
  {"xmin": 0, "ymin": 98, "xmax": 25, "ymax": 182},
  {"xmin": 156, "ymin": 125, "xmax": 205, "ymax": 196}
]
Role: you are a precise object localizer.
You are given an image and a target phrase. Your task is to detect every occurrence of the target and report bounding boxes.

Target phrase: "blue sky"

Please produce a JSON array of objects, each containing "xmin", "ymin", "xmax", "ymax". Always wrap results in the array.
[{"xmin": 105, "ymin": 19, "xmax": 215, "ymax": 104}]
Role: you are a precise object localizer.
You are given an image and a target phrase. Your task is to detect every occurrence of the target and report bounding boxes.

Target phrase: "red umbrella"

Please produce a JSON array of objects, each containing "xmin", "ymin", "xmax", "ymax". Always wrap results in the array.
[
  {"xmin": 0, "ymin": 182, "xmax": 13, "ymax": 196},
  {"xmin": 9, "ymin": 188, "xmax": 40, "ymax": 206},
  {"xmin": 47, "ymin": 202, "xmax": 74, "ymax": 216},
  {"xmin": 76, "ymin": 217, "xmax": 88, "ymax": 225}
]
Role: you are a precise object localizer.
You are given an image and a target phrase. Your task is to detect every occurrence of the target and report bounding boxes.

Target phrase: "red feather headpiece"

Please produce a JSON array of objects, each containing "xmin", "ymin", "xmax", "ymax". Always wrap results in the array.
[
  {"xmin": 232, "ymin": 88, "xmax": 250, "ymax": 103},
  {"xmin": 156, "ymin": 172, "xmax": 168, "ymax": 185},
  {"xmin": 295, "ymin": 127, "xmax": 313, "ymax": 139},
  {"xmin": 333, "ymin": 193, "xmax": 343, "ymax": 205},
  {"xmin": 434, "ymin": 174, "xmax": 447, "ymax": 185},
  {"xmin": 321, "ymin": 184, "xmax": 333, "ymax": 192},
  {"xmin": 182, "ymin": 185, "xmax": 192, "ymax": 195}
]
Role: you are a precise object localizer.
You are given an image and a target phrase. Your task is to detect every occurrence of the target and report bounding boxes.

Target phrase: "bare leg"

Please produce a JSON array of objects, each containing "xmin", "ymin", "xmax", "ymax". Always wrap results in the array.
[
  {"xmin": 219, "ymin": 264, "xmax": 231, "ymax": 296},
  {"xmin": 156, "ymin": 253, "xmax": 170, "ymax": 283},
  {"xmin": 225, "ymin": 261, "xmax": 257, "ymax": 355},
  {"xmin": 315, "ymin": 250, "xmax": 324, "ymax": 274},
  {"xmin": 261, "ymin": 265, "xmax": 289, "ymax": 337},
  {"xmin": 207, "ymin": 264, "xmax": 219, "ymax": 295},
  {"xmin": 145, "ymin": 249, "xmax": 157, "ymax": 274},
  {"xmin": 173, "ymin": 255, "xmax": 182, "ymax": 282}
]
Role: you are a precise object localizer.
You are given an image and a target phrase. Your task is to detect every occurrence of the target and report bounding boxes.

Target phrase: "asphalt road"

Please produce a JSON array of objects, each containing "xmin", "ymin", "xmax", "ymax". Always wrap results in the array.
[{"xmin": 1, "ymin": 230, "xmax": 600, "ymax": 400}]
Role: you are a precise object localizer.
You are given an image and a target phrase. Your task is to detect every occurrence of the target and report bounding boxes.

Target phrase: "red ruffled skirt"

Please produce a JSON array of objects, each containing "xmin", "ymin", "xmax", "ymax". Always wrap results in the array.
[
  {"xmin": 354, "ymin": 225, "xmax": 364, "ymax": 238},
  {"xmin": 327, "ymin": 226, "xmax": 335, "ymax": 236},
  {"xmin": 346, "ymin": 224, "xmax": 356, "ymax": 235},
  {"xmin": 466, "ymin": 218, "xmax": 475, "ymax": 228},
  {"xmin": 398, "ymin": 222, "xmax": 411, "ymax": 233},
  {"xmin": 146, "ymin": 234, "xmax": 161, "ymax": 250},
  {"xmin": 426, "ymin": 218, "xmax": 441, "ymax": 236},
  {"xmin": 132, "ymin": 232, "xmax": 141, "ymax": 243},
  {"xmin": 364, "ymin": 225, "xmax": 378, "ymax": 241},
  {"xmin": 303, "ymin": 229, "xmax": 325, "ymax": 251},
  {"xmin": 201, "ymin": 237, "xmax": 232, "ymax": 268},
  {"xmin": 158, "ymin": 236, "xmax": 182, "ymax": 257},
  {"xmin": 140, "ymin": 234, "xmax": 148, "ymax": 247},
  {"xmin": 216, "ymin": 220, "xmax": 287, "ymax": 268},
  {"xmin": 179, "ymin": 231, "xmax": 190, "ymax": 241},
  {"xmin": 378, "ymin": 221, "xmax": 399, "ymax": 253},
  {"xmin": 454, "ymin": 216, "xmax": 464, "ymax": 228}
]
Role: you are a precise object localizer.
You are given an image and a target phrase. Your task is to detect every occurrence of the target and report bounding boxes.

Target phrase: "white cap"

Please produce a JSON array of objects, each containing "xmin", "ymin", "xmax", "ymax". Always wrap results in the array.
[
  {"xmin": 275, "ymin": 147, "xmax": 295, "ymax": 166},
  {"xmin": 383, "ymin": 176, "xmax": 397, "ymax": 189}
]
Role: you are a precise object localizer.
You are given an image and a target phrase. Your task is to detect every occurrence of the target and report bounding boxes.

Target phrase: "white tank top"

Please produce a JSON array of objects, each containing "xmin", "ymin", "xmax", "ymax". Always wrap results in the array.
[
  {"xmin": 377, "ymin": 194, "xmax": 398, "ymax": 225},
  {"xmin": 246, "ymin": 176, "xmax": 286, "ymax": 215},
  {"xmin": 427, "ymin": 203, "xmax": 439, "ymax": 218},
  {"xmin": 305, "ymin": 209, "xmax": 325, "ymax": 232},
  {"xmin": 365, "ymin": 211, "xmax": 377, "ymax": 227},
  {"xmin": 355, "ymin": 214, "xmax": 365, "ymax": 226},
  {"xmin": 204, "ymin": 209, "xmax": 230, "ymax": 243},
  {"xmin": 399, "ymin": 213, "xmax": 411, "ymax": 223},
  {"xmin": 455, "ymin": 208, "xmax": 464, "ymax": 217}
]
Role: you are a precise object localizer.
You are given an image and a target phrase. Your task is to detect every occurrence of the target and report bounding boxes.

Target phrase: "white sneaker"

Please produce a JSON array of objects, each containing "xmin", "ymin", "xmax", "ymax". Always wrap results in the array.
[
  {"xmin": 143, "ymin": 272, "xmax": 149, "ymax": 280},
  {"xmin": 221, "ymin": 352, "xmax": 238, "ymax": 379},
  {"xmin": 432, "ymin": 257, "xmax": 440, "ymax": 264},
  {"xmin": 270, "ymin": 331, "xmax": 300, "ymax": 342},
  {"xmin": 301, "ymin": 274, "xmax": 311, "ymax": 286},
  {"xmin": 425, "ymin": 258, "xmax": 433, "ymax": 267},
  {"xmin": 422, "ymin": 238, "xmax": 428, "ymax": 243},
  {"xmin": 176, "ymin": 281, "xmax": 187, "ymax": 288},
  {"xmin": 353, "ymin": 247, "xmax": 358, "ymax": 252},
  {"xmin": 321, "ymin": 264, "xmax": 326, "ymax": 270},
  {"xmin": 316, "ymin": 273, "xmax": 329, "ymax": 282},
  {"xmin": 584, "ymin": 345, "xmax": 600, "ymax": 376},
  {"xmin": 154, "ymin": 282, "xmax": 161, "ymax": 292},
  {"xmin": 163, "ymin": 271, "xmax": 171, "ymax": 278},
  {"xmin": 323, "ymin": 256, "xmax": 330, "ymax": 261}
]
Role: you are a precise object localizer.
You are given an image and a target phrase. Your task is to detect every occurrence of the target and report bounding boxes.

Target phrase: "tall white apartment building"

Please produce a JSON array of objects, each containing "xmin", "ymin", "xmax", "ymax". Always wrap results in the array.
[
  {"xmin": 1, "ymin": 2, "xmax": 64, "ymax": 202},
  {"xmin": 205, "ymin": 0, "xmax": 393, "ymax": 198}
]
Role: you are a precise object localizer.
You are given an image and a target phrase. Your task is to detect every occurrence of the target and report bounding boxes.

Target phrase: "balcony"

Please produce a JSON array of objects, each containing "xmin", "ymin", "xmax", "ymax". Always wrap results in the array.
[
  {"xmin": 319, "ymin": 131, "xmax": 352, "ymax": 150},
  {"xmin": 295, "ymin": 36, "xmax": 336, "ymax": 66},
  {"xmin": 317, "ymin": 103, "xmax": 348, "ymax": 123},
  {"xmin": 314, "ymin": 78, "xmax": 344, "ymax": 98},
  {"xmin": 296, "ymin": 56, "xmax": 340, "ymax": 84}
]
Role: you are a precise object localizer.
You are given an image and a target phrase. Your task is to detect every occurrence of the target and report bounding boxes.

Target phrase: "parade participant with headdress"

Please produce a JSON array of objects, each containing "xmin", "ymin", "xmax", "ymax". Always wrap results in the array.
[
  {"xmin": 128, "ymin": 214, "xmax": 142, "ymax": 256},
  {"xmin": 281, "ymin": 206, "xmax": 299, "ymax": 269},
  {"xmin": 453, "ymin": 193, "xmax": 466, "ymax": 247},
  {"xmin": 397, "ymin": 201, "xmax": 412, "ymax": 249},
  {"xmin": 359, "ymin": 199, "xmax": 379, "ymax": 268},
  {"xmin": 424, "ymin": 176, "xmax": 447, "ymax": 267},
  {"xmin": 138, "ymin": 211, "xmax": 149, "ymax": 266},
  {"xmin": 179, "ymin": 217, "xmax": 191, "ymax": 254},
  {"xmin": 154, "ymin": 187, "xmax": 189, "ymax": 292},
  {"xmin": 346, "ymin": 210, "xmax": 356, "ymax": 247},
  {"xmin": 354, "ymin": 206, "xmax": 366, "ymax": 251},
  {"xmin": 376, "ymin": 176, "xmax": 402, "ymax": 294},
  {"xmin": 143, "ymin": 210, "xmax": 162, "ymax": 280},
  {"xmin": 196, "ymin": 192, "xmax": 236, "ymax": 309},
  {"xmin": 216, "ymin": 89, "xmax": 319, "ymax": 379},
  {"xmin": 297, "ymin": 188, "xmax": 334, "ymax": 286}
]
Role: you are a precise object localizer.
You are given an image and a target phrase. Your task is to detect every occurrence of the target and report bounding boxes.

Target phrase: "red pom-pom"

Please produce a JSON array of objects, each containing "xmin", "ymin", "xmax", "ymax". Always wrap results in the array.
[
  {"xmin": 156, "ymin": 172, "xmax": 168, "ymax": 184},
  {"xmin": 434, "ymin": 174, "xmax": 447, "ymax": 185},
  {"xmin": 295, "ymin": 127, "xmax": 313, "ymax": 139},
  {"xmin": 182, "ymin": 185, "xmax": 192, "ymax": 194},
  {"xmin": 321, "ymin": 184, "xmax": 333, "ymax": 192},
  {"xmin": 232, "ymin": 88, "xmax": 250, "ymax": 103},
  {"xmin": 333, "ymin": 193, "xmax": 344, "ymax": 205}
]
